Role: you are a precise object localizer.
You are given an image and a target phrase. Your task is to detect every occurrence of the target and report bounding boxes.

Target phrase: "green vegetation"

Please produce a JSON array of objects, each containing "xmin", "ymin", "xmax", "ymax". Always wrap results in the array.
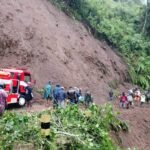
[
  {"xmin": 49, "ymin": 0, "xmax": 150, "ymax": 88},
  {"xmin": 0, "ymin": 104, "xmax": 127, "ymax": 149}
]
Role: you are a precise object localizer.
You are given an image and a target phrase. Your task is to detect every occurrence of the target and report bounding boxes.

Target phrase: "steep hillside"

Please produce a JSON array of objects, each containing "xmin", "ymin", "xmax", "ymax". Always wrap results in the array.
[{"xmin": 0, "ymin": 0, "xmax": 128, "ymax": 102}]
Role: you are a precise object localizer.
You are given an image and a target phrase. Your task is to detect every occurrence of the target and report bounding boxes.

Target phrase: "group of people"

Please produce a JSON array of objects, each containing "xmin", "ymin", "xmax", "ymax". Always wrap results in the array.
[
  {"xmin": 112, "ymin": 87, "xmax": 150, "ymax": 109},
  {"xmin": 1, "ymin": 78, "xmax": 149, "ymax": 115},
  {"xmin": 120, "ymin": 88, "xmax": 150, "ymax": 109},
  {"xmin": 43, "ymin": 81, "xmax": 93, "ymax": 108}
]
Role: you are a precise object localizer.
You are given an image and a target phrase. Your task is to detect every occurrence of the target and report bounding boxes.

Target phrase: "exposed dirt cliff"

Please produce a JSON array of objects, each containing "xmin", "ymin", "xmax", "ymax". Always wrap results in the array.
[{"xmin": 0, "ymin": 0, "xmax": 129, "ymax": 102}]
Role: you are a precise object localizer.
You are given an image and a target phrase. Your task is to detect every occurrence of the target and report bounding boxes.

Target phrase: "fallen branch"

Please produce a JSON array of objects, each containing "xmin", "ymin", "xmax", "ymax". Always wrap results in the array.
[
  {"xmin": 56, "ymin": 131, "xmax": 80, "ymax": 137},
  {"xmin": 56, "ymin": 131, "xmax": 85, "ymax": 144}
]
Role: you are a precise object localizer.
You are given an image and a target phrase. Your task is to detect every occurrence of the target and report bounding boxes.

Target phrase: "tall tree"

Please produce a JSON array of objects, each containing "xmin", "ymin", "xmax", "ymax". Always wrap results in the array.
[{"xmin": 142, "ymin": 0, "xmax": 150, "ymax": 35}]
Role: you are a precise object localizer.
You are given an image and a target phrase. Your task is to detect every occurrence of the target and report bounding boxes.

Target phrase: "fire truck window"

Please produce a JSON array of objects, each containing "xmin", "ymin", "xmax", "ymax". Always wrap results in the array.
[
  {"xmin": 17, "ymin": 74, "xmax": 20, "ymax": 80},
  {"xmin": 11, "ymin": 72, "xmax": 14, "ymax": 78},
  {"xmin": 24, "ymin": 75, "xmax": 30, "ymax": 83}
]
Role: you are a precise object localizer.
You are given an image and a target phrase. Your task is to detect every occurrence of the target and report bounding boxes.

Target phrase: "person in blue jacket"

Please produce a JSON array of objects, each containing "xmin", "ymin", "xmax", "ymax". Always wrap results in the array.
[{"xmin": 56, "ymin": 87, "xmax": 66, "ymax": 108}]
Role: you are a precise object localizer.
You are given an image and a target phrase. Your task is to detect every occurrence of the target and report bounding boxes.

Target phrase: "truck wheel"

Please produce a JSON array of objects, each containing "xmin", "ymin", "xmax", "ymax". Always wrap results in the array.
[{"xmin": 18, "ymin": 96, "xmax": 26, "ymax": 106}]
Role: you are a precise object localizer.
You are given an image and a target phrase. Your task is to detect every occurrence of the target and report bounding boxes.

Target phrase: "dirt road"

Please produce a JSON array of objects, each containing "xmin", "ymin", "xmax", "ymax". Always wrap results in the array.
[{"xmin": 116, "ymin": 105, "xmax": 150, "ymax": 150}]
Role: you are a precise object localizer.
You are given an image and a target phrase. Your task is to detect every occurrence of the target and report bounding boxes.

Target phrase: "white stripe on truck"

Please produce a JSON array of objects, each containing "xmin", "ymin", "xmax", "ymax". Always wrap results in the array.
[
  {"xmin": 0, "ymin": 79, "xmax": 12, "ymax": 84},
  {"xmin": 20, "ymin": 81, "xmax": 28, "ymax": 87}
]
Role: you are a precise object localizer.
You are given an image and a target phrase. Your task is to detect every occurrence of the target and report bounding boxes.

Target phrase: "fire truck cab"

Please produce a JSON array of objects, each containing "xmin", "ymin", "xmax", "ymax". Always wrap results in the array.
[{"xmin": 0, "ymin": 68, "xmax": 33, "ymax": 107}]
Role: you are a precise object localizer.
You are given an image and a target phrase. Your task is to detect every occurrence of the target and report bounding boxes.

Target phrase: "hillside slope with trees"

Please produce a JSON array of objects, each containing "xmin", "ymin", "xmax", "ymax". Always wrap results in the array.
[{"xmin": 51, "ymin": 0, "xmax": 150, "ymax": 88}]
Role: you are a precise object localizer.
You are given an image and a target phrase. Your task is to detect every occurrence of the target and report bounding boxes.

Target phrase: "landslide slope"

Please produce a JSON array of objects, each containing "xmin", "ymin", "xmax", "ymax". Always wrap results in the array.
[
  {"xmin": 0, "ymin": 0, "xmax": 128, "ymax": 102},
  {"xmin": 118, "ymin": 106, "xmax": 150, "ymax": 150}
]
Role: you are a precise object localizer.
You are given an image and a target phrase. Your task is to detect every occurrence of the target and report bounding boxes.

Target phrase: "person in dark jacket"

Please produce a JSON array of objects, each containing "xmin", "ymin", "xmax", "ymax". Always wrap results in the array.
[
  {"xmin": 25, "ymin": 83, "xmax": 33, "ymax": 108},
  {"xmin": 56, "ymin": 87, "xmax": 66, "ymax": 108},
  {"xmin": 145, "ymin": 89, "xmax": 150, "ymax": 103},
  {"xmin": 67, "ymin": 87, "xmax": 77, "ymax": 104},
  {"xmin": 108, "ymin": 89, "xmax": 114, "ymax": 101},
  {"xmin": 84, "ymin": 90, "xmax": 93, "ymax": 107},
  {"xmin": 53, "ymin": 84, "xmax": 61, "ymax": 108}
]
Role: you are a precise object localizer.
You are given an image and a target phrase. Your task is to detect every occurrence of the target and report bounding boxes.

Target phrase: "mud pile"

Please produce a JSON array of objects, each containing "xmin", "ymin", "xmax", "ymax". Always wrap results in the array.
[{"xmin": 0, "ymin": 0, "xmax": 128, "ymax": 102}]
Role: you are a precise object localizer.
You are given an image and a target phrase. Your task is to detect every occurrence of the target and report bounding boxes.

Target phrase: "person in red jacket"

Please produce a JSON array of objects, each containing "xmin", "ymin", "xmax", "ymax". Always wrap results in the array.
[{"xmin": 120, "ymin": 92, "xmax": 127, "ymax": 108}]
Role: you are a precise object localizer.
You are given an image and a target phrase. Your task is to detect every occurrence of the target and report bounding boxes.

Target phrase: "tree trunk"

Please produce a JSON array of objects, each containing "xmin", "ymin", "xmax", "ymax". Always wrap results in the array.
[{"xmin": 142, "ymin": 0, "xmax": 148, "ymax": 33}]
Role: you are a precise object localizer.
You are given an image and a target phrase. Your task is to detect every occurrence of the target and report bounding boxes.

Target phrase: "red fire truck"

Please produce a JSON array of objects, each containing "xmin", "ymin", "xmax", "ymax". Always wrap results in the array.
[{"xmin": 0, "ymin": 68, "xmax": 34, "ymax": 107}]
